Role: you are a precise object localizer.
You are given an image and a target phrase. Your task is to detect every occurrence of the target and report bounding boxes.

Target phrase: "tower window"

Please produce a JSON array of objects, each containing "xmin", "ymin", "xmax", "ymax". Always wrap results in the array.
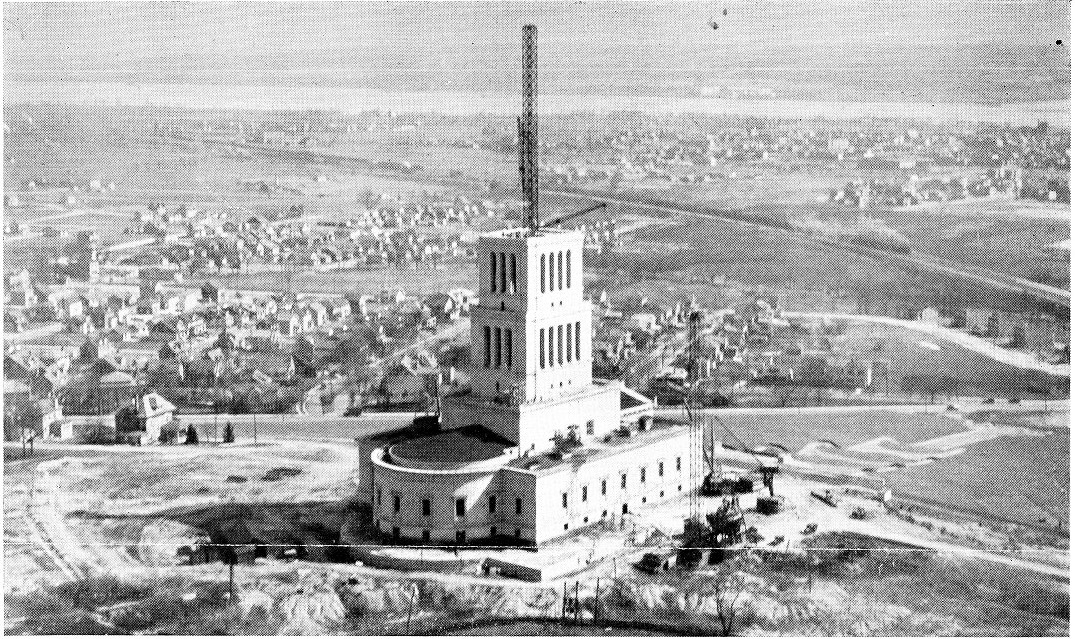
[
  {"xmin": 575, "ymin": 321, "xmax": 581, "ymax": 361},
  {"xmin": 582, "ymin": 486, "xmax": 588, "ymax": 502},
  {"xmin": 540, "ymin": 254, "xmax": 546, "ymax": 293},
  {"xmin": 586, "ymin": 420, "xmax": 594, "ymax": 435},
  {"xmin": 422, "ymin": 498, "xmax": 431, "ymax": 517},
  {"xmin": 489, "ymin": 495, "xmax": 497, "ymax": 513},
  {"xmin": 516, "ymin": 497, "xmax": 523, "ymax": 514},
  {"xmin": 456, "ymin": 497, "xmax": 466, "ymax": 518},
  {"xmin": 601, "ymin": 479, "xmax": 607, "ymax": 495},
  {"xmin": 393, "ymin": 495, "xmax": 400, "ymax": 513},
  {"xmin": 557, "ymin": 251, "xmax": 563, "ymax": 290},
  {"xmin": 548, "ymin": 252, "xmax": 555, "ymax": 291},
  {"xmin": 494, "ymin": 327, "xmax": 502, "ymax": 368},
  {"xmin": 483, "ymin": 326, "xmax": 491, "ymax": 368},
  {"xmin": 676, "ymin": 457, "xmax": 681, "ymax": 472},
  {"xmin": 557, "ymin": 325, "xmax": 563, "ymax": 365},
  {"xmin": 539, "ymin": 328, "xmax": 545, "ymax": 368},
  {"xmin": 499, "ymin": 252, "xmax": 507, "ymax": 293},
  {"xmin": 548, "ymin": 327, "xmax": 555, "ymax": 368},
  {"xmin": 566, "ymin": 323, "xmax": 572, "ymax": 362},
  {"xmin": 566, "ymin": 250, "xmax": 571, "ymax": 288},
  {"xmin": 659, "ymin": 461, "xmax": 664, "ymax": 477},
  {"xmin": 490, "ymin": 252, "xmax": 497, "ymax": 292},
  {"xmin": 377, "ymin": 487, "xmax": 382, "ymax": 505},
  {"xmin": 621, "ymin": 474, "xmax": 627, "ymax": 489},
  {"xmin": 640, "ymin": 467, "xmax": 646, "ymax": 483},
  {"xmin": 505, "ymin": 329, "xmax": 513, "ymax": 368},
  {"xmin": 510, "ymin": 253, "xmax": 517, "ymax": 294},
  {"xmin": 422, "ymin": 529, "xmax": 430, "ymax": 542},
  {"xmin": 562, "ymin": 492, "xmax": 568, "ymax": 508}
]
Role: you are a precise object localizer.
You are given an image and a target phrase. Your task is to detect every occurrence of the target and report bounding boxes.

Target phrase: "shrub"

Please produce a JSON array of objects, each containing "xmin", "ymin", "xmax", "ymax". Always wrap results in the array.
[
  {"xmin": 262, "ymin": 467, "xmax": 302, "ymax": 481},
  {"xmin": 52, "ymin": 574, "xmax": 150, "ymax": 610},
  {"xmin": 81, "ymin": 423, "xmax": 116, "ymax": 445},
  {"xmin": 28, "ymin": 611, "xmax": 115, "ymax": 635}
]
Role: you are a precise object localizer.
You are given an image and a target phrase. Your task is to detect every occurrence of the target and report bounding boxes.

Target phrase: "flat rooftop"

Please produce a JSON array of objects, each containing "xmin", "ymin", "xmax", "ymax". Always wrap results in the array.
[
  {"xmin": 388, "ymin": 424, "xmax": 514, "ymax": 466},
  {"xmin": 508, "ymin": 417, "xmax": 688, "ymax": 475}
]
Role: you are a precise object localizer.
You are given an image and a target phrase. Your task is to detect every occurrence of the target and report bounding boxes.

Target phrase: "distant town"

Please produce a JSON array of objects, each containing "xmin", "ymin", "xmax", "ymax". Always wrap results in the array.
[
  {"xmin": 3, "ymin": 6, "xmax": 1070, "ymax": 637},
  {"xmin": 4, "ymin": 108, "xmax": 1069, "ymax": 447}
]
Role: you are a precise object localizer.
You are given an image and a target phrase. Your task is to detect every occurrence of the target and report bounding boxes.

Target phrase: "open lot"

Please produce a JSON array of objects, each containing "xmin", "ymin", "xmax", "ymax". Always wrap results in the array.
[{"xmin": 1, "ymin": 439, "xmax": 366, "ymax": 630}]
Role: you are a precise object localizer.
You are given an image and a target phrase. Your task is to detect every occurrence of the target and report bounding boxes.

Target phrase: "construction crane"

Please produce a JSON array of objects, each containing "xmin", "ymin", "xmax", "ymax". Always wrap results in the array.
[
  {"xmin": 542, "ymin": 202, "xmax": 607, "ymax": 229},
  {"xmin": 518, "ymin": 25, "xmax": 607, "ymax": 233},
  {"xmin": 519, "ymin": 24, "xmax": 540, "ymax": 234}
]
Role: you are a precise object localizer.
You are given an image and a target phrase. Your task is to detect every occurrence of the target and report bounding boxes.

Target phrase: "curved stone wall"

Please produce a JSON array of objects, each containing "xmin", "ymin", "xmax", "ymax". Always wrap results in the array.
[{"xmin": 368, "ymin": 449, "xmax": 536, "ymax": 544}]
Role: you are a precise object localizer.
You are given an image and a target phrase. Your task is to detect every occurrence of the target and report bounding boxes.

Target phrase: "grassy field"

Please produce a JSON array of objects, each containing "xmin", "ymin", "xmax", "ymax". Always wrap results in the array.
[
  {"xmin": 839, "ymin": 320, "xmax": 1069, "ymax": 399},
  {"xmin": 715, "ymin": 409, "xmax": 964, "ymax": 453},
  {"xmin": 887, "ymin": 429, "xmax": 1070, "ymax": 531},
  {"xmin": 884, "ymin": 199, "xmax": 1070, "ymax": 289}
]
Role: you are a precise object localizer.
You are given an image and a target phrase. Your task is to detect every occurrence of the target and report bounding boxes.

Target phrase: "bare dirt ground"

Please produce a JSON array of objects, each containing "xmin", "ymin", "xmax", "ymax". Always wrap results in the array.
[
  {"xmin": 3, "ymin": 439, "xmax": 359, "ymax": 599},
  {"xmin": 5, "ymin": 410, "xmax": 1068, "ymax": 635}
]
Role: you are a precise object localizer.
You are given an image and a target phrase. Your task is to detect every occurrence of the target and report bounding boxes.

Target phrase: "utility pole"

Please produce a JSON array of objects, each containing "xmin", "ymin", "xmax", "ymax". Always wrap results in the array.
[
  {"xmin": 574, "ymin": 581, "xmax": 580, "ymax": 623},
  {"xmin": 594, "ymin": 578, "xmax": 600, "ymax": 626},
  {"xmin": 405, "ymin": 583, "xmax": 416, "ymax": 634},
  {"xmin": 228, "ymin": 561, "xmax": 235, "ymax": 605}
]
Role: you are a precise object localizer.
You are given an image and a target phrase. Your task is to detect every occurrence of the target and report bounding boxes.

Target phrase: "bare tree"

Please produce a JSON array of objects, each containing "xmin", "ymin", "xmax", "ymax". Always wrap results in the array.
[{"xmin": 713, "ymin": 566, "xmax": 747, "ymax": 636}]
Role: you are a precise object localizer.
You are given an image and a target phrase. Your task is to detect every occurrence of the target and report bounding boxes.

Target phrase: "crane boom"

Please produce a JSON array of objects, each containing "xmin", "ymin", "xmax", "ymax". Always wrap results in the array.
[{"xmin": 542, "ymin": 202, "xmax": 606, "ymax": 229}]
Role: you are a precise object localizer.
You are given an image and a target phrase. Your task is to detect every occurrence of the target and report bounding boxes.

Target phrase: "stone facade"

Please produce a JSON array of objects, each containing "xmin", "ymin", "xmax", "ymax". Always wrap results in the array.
[{"xmin": 357, "ymin": 226, "xmax": 688, "ymax": 546}]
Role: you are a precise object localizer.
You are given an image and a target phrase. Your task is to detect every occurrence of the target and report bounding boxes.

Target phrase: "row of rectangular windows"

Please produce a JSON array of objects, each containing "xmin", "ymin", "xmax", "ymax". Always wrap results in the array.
[
  {"xmin": 378, "ymin": 526, "xmax": 523, "ymax": 544},
  {"xmin": 560, "ymin": 493, "xmax": 682, "ymax": 533},
  {"xmin": 539, "ymin": 321, "xmax": 581, "ymax": 368},
  {"xmin": 482, "ymin": 326, "xmax": 513, "ymax": 368},
  {"xmin": 489, "ymin": 252, "xmax": 518, "ymax": 295},
  {"xmin": 561, "ymin": 458, "xmax": 681, "ymax": 508},
  {"xmin": 539, "ymin": 250, "xmax": 571, "ymax": 293},
  {"xmin": 377, "ymin": 490, "xmax": 523, "ymax": 518}
]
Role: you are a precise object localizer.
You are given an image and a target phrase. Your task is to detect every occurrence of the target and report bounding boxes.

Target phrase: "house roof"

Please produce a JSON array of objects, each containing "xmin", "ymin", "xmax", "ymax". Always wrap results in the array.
[
  {"xmin": 4, "ymin": 355, "xmax": 29, "ymax": 381},
  {"xmin": 4, "ymin": 380, "xmax": 31, "ymax": 395},
  {"xmin": 100, "ymin": 371, "xmax": 136, "ymax": 386},
  {"xmin": 140, "ymin": 392, "xmax": 176, "ymax": 418}
]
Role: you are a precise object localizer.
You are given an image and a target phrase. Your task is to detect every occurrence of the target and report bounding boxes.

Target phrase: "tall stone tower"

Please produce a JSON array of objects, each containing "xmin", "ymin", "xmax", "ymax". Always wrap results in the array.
[
  {"xmin": 440, "ymin": 25, "xmax": 621, "ymax": 454},
  {"xmin": 442, "ymin": 226, "xmax": 620, "ymax": 454},
  {"xmin": 469, "ymin": 229, "xmax": 593, "ymax": 404}
]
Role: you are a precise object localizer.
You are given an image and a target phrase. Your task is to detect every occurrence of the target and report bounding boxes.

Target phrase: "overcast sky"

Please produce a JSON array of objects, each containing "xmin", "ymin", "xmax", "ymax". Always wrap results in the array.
[{"xmin": 4, "ymin": 1, "xmax": 1070, "ymax": 102}]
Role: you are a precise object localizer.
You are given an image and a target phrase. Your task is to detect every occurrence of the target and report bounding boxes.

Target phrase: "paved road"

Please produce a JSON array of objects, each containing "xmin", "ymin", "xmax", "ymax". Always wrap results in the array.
[{"xmin": 174, "ymin": 412, "xmax": 413, "ymax": 443}]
